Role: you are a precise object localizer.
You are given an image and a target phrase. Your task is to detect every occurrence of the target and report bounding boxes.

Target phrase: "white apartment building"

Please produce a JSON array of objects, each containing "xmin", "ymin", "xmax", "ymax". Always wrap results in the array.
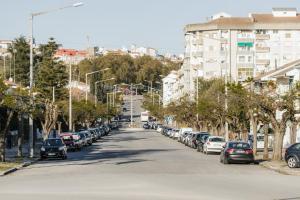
[
  {"xmin": 180, "ymin": 7, "xmax": 300, "ymax": 98},
  {"xmin": 162, "ymin": 70, "xmax": 179, "ymax": 106}
]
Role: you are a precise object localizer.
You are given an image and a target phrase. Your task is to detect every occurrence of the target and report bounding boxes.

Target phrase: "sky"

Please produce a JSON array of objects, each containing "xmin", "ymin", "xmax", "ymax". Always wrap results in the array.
[{"xmin": 1, "ymin": 0, "xmax": 299, "ymax": 54}]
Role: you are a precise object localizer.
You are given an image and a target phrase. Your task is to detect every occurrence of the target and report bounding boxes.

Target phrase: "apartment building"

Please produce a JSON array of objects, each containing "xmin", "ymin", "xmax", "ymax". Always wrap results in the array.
[
  {"xmin": 180, "ymin": 8, "xmax": 300, "ymax": 98},
  {"xmin": 162, "ymin": 70, "xmax": 179, "ymax": 107}
]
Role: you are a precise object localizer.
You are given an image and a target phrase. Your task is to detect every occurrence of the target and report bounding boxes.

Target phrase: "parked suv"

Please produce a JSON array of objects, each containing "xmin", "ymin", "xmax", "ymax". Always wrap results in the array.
[
  {"xmin": 285, "ymin": 143, "xmax": 300, "ymax": 168},
  {"xmin": 40, "ymin": 138, "xmax": 67, "ymax": 160}
]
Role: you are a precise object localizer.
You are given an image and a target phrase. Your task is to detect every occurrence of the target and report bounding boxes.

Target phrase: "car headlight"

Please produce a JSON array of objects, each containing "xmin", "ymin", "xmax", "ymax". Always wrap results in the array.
[
  {"xmin": 41, "ymin": 147, "xmax": 45, "ymax": 151},
  {"xmin": 59, "ymin": 146, "xmax": 65, "ymax": 151}
]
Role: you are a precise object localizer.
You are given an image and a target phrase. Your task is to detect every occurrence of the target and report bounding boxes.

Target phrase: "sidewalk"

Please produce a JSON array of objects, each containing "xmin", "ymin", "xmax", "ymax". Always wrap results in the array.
[
  {"xmin": 5, "ymin": 142, "xmax": 42, "ymax": 162},
  {"xmin": 260, "ymin": 161, "xmax": 300, "ymax": 176}
]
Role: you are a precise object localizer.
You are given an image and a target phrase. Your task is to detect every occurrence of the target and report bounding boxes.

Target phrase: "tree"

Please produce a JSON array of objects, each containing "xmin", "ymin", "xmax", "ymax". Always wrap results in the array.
[
  {"xmin": 8, "ymin": 36, "xmax": 30, "ymax": 86},
  {"xmin": 34, "ymin": 38, "xmax": 68, "ymax": 139},
  {"xmin": 0, "ymin": 79, "xmax": 19, "ymax": 161},
  {"xmin": 258, "ymin": 90, "xmax": 295, "ymax": 161}
]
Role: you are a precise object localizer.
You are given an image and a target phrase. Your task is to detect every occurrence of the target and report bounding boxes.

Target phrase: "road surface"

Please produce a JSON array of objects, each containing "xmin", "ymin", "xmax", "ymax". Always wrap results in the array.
[{"xmin": 0, "ymin": 129, "xmax": 299, "ymax": 200}]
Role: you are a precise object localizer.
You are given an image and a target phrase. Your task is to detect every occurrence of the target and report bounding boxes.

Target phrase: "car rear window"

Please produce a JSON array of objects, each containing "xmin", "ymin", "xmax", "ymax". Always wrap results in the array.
[
  {"xmin": 229, "ymin": 143, "xmax": 250, "ymax": 149},
  {"xmin": 209, "ymin": 137, "xmax": 225, "ymax": 142},
  {"xmin": 62, "ymin": 135, "xmax": 73, "ymax": 141}
]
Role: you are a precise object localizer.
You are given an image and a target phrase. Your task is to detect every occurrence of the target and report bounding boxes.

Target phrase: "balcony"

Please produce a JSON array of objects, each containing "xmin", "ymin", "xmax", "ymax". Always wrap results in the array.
[
  {"xmin": 192, "ymin": 39, "xmax": 203, "ymax": 45},
  {"xmin": 192, "ymin": 51, "xmax": 203, "ymax": 57},
  {"xmin": 256, "ymin": 59, "xmax": 270, "ymax": 65},
  {"xmin": 255, "ymin": 34, "xmax": 270, "ymax": 40},
  {"xmin": 237, "ymin": 50, "xmax": 254, "ymax": 55},
  {"xmin": 256, "ymin": 46, "xmax": 270, "ymax": 53},
  {"xmin": 237, "ymin": 38, "xmax": 254, "ymax": 43}
]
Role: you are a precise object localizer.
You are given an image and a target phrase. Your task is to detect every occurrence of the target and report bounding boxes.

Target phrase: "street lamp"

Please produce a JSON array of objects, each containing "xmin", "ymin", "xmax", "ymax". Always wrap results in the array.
[
  {"xmin": 85, "ymin": 68, "xmax": 110, "ymax": 103},
  {"xmin": 28, "ymin": 2, "xmax": 84, "ymax": 157},
  {"xmin": 94, "ymin": 77, "xmax": 115, "ymax": 106}
]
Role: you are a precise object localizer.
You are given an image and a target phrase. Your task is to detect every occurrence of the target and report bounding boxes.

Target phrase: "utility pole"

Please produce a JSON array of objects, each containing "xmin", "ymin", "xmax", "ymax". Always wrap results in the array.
[
  {"xmin": 52, "ymin": 86, "xmax": 55, "ymax": 103},
  {"xmin": 69, "ymin": 63, "xmax": 72, "ymax": 131},
  {"xmin": 130, "ymin": 83, "xmax": 133, "ymax": 127},
  {"xmin": 29, "ymin": 14, "xmax": 34, "ymax": 158},
  {"xmin": 224, "ymin": 30, "xmax": 230, "ymax": 142},
  {"xmin": 3, "ymin": 55, "xmax": 6, "ymax": 80}
]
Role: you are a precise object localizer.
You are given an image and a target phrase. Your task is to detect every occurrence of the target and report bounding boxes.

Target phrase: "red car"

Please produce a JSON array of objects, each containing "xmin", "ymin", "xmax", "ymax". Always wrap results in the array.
[{"xmin": 60, "ymin": 133, "xmax": 76, "ymax": 151}]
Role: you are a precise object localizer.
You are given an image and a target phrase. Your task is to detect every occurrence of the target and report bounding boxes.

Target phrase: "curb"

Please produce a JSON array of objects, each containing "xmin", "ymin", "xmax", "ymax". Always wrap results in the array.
[
  {"xmin": 0, "ymin": 158, "xmax": 39, "ymax": 177},
  {"xmin": 260, "ymin": 161, "xmax": 300, "ymax": 176}
]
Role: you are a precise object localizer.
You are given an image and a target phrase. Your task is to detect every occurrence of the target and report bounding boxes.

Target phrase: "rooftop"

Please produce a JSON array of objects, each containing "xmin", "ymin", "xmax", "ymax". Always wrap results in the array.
[{"xmin": 185, "ymin": 8, "xmax": 300, "ymax": 32}]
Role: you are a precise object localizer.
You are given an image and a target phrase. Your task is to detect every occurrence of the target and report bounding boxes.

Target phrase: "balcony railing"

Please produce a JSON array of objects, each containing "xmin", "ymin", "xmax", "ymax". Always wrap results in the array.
[
  {"xmin": 237, "ymin": 38, "xmax": 254, "ymax": 43},
  {"xmin": 255, "ymin": 34, "xmax": 270, "ymax": 40},
  {"xmin": 256, "ymin": 46, "xmax": 270, "ymax": 53},
  {"xmin": 192, "ymin": 39, "xmax": 203, "ymax": 45},
  {"xmin": 256, "ymin": 59, "xmax": 270, "ymax": 65},
  {"xmin": 192, "ymin": 52, "xmax": 203, "ymax": 57}
]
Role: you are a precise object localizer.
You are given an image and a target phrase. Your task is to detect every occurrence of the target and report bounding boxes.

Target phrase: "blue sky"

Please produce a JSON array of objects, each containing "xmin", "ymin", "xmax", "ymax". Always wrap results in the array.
[{"xmin": 1, "ymin": 0, "xmax": 299, "ymax": 54}]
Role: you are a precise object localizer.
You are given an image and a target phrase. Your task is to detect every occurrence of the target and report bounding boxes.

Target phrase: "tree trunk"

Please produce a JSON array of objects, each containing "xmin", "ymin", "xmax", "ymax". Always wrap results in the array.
[
  {"xmin": 251, "ymin": 115, "xmax": 258, "ymax": 155},
  {"xmin": 272, "ymin": 127, "xmax": 285, "ymax": 161},
  {"xmin": 0, "ymin": 111, "xmax": 14, "ymax": 162},
  {"xmin": 263, "ymin": 124, "xmax": 269, "ymax": 160},
  {"xmin": 290, "ymin": 122, "xmax": 297, "ymax": 145},
  {"xmin": 17, "ymin": 113, "xmax": 24, "ymax": 157}
]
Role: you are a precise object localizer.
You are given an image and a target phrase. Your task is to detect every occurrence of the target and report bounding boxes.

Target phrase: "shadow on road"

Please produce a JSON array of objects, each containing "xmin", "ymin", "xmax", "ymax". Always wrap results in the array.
[{"xmin": 27, "ymin": 131, "xmax": 177, "ymax": 169}]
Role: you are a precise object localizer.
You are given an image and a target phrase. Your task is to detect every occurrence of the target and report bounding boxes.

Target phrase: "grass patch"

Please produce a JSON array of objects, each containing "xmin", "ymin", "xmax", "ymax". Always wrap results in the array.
[{"xmin": 0, "ymin": 162, "xmax": 20, "ymax": 172}]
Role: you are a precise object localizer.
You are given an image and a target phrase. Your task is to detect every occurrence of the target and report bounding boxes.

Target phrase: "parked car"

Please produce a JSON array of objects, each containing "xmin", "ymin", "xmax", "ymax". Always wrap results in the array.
[
  {"xmin": 178, "ymin": 128, "xmax": 193, "ymax": 142},
  {"xmin": 203, "ymin": 136, "xmax": 226, "ymax": 154},
  {"xmin": 220, "ymin": 141, "xmax": 254, "ymax": 164},
  {"xmin": 80, "ymin": 131, "xmax": 92, "ymax": 146},
  {"xmin": 79, "ymin": 132, "xmax": 88, "ymax": 146},
  {"xmin": 285, "ymin": 143, "xmax": 300, "ymax": 168},
  {"xmin": 60, "ymin": 132, "xmax": 76, "ymax": 151},
  {"xmin": 88, "ymin": 129, "xmax": 98, "ymax": 142},
  {"xmin": 40, "ymin": 138, "xmax": 67, "ymax": 160},
  {"xmin": 179, "ymin": 131, "xmax": 190, "ymax": 143},
  {"xmin": 143, "ymin": 123, "xmax": 151, "ymax": 129},
  {"xmin": 71, "ymin": 132, "xmax": 83, "ymax": 150},
  {"xmin": 184, "ymin": 132, "xmax": 194, "ymax": 146},
  {"xmin": 156, "ymin": 124, "xmax": 163, "ymax": 132},
  {"xmin": 170, "ymin": 129, "xmax": 180, "ymax": 139},
  {"xmin": 197, "ymin": 134, "xmax": 210, "ymax": 152}
]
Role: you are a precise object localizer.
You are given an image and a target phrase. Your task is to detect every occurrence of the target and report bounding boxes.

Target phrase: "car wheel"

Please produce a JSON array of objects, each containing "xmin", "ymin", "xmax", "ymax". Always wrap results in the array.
[
  {"xmin": 287, "ymin": 156, "xmax": 298, "ymax": 168},
  {"xmin": 223, "ymin": 157, "xmax": 229, "ymax": 164},
  {"xmin": 63, "ymin": 154, "xmax": 67, "ymax": 160},
  {"xmin": 204, "ymin": 148, "xmax": 208, "ymax": 154}
]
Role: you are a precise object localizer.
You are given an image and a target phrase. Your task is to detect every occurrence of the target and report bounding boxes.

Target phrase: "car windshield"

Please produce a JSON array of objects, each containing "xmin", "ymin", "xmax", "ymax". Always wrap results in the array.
[
  {"xmin": 197, "ymin": 134, "xmax": 209, "ymax": 139},
  {"xmin": 44, "ymin": 139, "xmax": 63, "ymax": 146},
  {"xmin": 209, "ymin": 137, "xmax": 225, "ymax": 142},
  {"xmin": 228, "ymin": 142, "xmax": 250, "ymax": 149}
]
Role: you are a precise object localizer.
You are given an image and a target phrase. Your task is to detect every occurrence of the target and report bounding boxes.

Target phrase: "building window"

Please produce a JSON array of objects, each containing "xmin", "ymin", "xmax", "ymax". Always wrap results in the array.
[
  {"xmin": 209, "ymin": 46, "xmax": 214, "ymax": 51},
  {"xmin": 238, "ymin": 68, "xmax": 253, "ymax": 78},
  {"xmin": 238, "ymin": 56, "xmax": 245, "ymax": 63},
  {"xmin": 248, "ymin": 56, "xmax": 252, "ymax": 63},
  {"xmin": 273, "ymin": 30, "xmax": 278, "ymax": 34},
  {"xmin": 285, "ymin": 33, "xmax": 292, "ymax": 38}
]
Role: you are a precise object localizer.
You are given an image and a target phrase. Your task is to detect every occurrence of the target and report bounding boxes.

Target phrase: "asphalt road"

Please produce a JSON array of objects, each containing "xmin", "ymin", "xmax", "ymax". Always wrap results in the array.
[{"xmin": 0, "ymin": 129, "xmax": 300, "ymax": 200}]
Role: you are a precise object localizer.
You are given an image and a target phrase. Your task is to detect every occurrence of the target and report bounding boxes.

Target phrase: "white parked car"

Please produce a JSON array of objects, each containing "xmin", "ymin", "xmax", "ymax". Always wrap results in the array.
[
  {"xmin": 177, "ymin": 128, "xmax": 193, "ymax": 142},
  {"xmin": 203, "ymin": 136, "xmax": 226, "ymax": 154},
  {"xmin": 171, "ymin": 129, "xmax": 180, "ymax": 139}
]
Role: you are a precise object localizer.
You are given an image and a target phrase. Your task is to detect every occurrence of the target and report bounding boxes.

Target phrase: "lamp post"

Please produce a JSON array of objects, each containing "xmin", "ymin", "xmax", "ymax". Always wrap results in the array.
[
  {"xmin": 29, "ymin": 2, "xmax": 84, "ymax": 157},
  {"xmin": 85, "ymin": 68, "xmax": 110, "ymax": 103},
  {"xmin": 94, "ymin": 78, "xmax": 115, "ymax": 107}
]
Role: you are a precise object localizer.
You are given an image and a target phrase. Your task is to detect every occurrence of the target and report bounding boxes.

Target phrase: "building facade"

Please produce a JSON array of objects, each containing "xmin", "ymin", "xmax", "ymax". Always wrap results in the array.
[
  {"xmin": 162, "ymin": 70, "xmax": 179, "ymax": 106},
  {"xmin": 180, "ymin": 8, "xmax": 300, "ymax": 98}
]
